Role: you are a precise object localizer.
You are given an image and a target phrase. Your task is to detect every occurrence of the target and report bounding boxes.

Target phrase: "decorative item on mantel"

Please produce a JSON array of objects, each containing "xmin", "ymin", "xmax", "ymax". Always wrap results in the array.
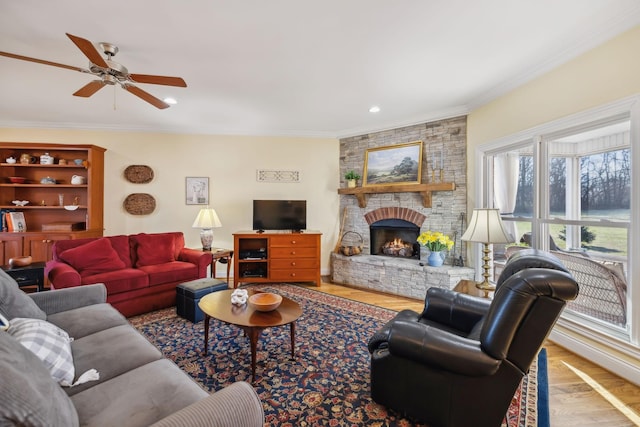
[
  {"xmin": 431, "ymin": 149, "xmax": 444, "ymax": 183},
  {"xmin": 364, "ymin": 141, "xmax": 423, "ymax": 186},
  {"xmin": 344, "ymin": 171, "xmax": 361, "ymax": 188},
  {"xmin": 417, "ymin": 230, "xmax": 454, "ymax": 267}
]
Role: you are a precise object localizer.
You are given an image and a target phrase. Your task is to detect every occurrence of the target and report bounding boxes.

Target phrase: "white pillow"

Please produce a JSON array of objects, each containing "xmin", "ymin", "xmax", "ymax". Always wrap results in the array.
[{"xmin": 7, "ymin": 317, "xmax": 98, "ymax": 387}]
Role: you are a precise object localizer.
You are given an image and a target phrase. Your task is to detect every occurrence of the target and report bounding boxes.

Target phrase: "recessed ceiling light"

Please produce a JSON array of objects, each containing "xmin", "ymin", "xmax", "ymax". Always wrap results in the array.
[
  {"xmin": 369, "ymin": 105, "xmax": 380, "ymax": 113},
  {"xmin": 163, "ymin": 97, "xmax": 177, "ymax": 105}
]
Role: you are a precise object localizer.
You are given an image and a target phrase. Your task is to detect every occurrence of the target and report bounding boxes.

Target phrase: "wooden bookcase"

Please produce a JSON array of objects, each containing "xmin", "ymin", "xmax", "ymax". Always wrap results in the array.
[
  {"xmin": 0, "ymin": 142, "xmax": 105, "ymax": 265},
  {"xmin": 233, "ymin": 230, "xmax": 322, "ymax": 288}
]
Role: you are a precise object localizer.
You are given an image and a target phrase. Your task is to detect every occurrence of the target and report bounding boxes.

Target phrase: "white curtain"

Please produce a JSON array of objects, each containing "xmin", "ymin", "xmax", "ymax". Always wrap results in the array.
[{"xmin": 493, "ymin": 153, "xmax": 519, "ymax": 241}]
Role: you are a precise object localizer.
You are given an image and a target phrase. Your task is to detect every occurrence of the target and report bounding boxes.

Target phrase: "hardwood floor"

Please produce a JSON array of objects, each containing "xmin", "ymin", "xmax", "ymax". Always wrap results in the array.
[{"xmin": 304, "ymin": 281, "xmax": 640, "ymax": 426}]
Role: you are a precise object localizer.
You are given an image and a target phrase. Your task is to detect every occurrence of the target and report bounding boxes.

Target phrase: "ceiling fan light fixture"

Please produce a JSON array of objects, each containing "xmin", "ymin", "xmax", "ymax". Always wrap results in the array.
[
  {"xmin": 163, "ymin": 97, "xmax": 177, "ymax": 105},
  {"xmin": 103, "ymin": 74, "xmax": 117, "ymax": 85},
  {"xmin": 369, "ymin": 105, "xmax": 381, "ymax": 113}
]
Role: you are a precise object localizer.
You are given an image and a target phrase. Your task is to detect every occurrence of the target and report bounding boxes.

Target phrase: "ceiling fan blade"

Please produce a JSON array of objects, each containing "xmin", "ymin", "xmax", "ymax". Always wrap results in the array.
[
  {"xmin": 0, "ymin": 51, "xmax": 86, "ymax": 72},
  {"xmin": 66, "ymin": 33, "xmax": 109, "ymax": 68},
  {"xmin": 123, "ymin": 84, "xmax": 170, "ymax": 109},
  {"xmin": 129, "ymin": 74, "xmax": 187, "ymax": 87},
  {"xmin": 73, "ymin": 80, "xmax": 107, "ymax": 97}
]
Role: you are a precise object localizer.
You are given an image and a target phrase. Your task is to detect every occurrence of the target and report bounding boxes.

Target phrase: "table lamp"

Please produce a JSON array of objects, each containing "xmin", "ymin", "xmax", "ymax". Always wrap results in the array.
[
  {"xmin": 461, "ymin": 208, "xmax": 513, "ymax": 297},
  {"xmin": 192, "ymin": 207, "xmax": 222, "ymax": 251}
]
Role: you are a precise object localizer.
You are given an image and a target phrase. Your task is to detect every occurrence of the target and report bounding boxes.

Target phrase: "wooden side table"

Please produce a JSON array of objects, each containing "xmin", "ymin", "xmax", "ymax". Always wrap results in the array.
[
  {"xmin": 208, "ymin": 247, "xmax": 234, "ymax": 284},
  {"xmin": 454, "ymin": 279, "xmax": 493, "ymax": 299},
  {"xmin": 2, "ymin": 262, "xmax": 46, "ymax": 292}
]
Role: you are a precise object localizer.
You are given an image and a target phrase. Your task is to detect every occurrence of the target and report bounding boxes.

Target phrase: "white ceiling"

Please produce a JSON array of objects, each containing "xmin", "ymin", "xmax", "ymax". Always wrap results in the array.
[{"xmin": 1, "ymin": 1, "xmax": 639, "ymax": 139}]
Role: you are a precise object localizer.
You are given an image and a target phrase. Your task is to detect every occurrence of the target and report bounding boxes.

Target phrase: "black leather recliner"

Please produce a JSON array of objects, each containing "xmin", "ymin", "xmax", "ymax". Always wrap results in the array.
[{"xmin": 368, "ymin": 249, "xmax": 579, "ymax": 427}]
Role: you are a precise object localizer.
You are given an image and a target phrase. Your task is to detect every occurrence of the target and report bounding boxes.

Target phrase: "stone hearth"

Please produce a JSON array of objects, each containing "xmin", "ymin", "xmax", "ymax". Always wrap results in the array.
[{"xmin": 331, "ymin": 253, "xmax": 474, "ymax": 299}]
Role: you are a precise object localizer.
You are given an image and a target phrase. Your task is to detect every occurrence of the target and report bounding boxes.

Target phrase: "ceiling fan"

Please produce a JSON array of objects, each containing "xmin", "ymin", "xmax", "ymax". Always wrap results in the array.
[{"xmin": 0, "ymin": 33, "xmax": 187, "ymax": 109}]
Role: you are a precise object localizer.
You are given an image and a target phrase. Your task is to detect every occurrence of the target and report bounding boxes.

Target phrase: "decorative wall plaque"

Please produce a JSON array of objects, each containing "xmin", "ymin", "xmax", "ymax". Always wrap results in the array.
[{"xmin": 256, "ymin": 169, "xmax": 301, "ymax": 183}]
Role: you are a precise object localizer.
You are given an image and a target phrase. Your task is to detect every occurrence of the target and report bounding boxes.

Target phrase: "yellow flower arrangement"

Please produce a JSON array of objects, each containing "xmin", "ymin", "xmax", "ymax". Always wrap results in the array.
[{"xmin": 417, "ymin": 231, "xmax": 454, "ymax": 252}]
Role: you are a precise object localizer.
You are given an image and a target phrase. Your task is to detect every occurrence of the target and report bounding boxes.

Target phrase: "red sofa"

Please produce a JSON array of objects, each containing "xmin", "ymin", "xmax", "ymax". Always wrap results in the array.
[{"xmin": 45, "ymin": 232, "xmax": 213, "ymax": 317}]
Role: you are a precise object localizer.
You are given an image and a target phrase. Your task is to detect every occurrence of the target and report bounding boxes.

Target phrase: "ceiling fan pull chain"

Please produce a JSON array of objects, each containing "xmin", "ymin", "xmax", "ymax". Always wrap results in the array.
[{"xmin": 113, "ymin": 85, "xmax": 117, "ymax": 110}]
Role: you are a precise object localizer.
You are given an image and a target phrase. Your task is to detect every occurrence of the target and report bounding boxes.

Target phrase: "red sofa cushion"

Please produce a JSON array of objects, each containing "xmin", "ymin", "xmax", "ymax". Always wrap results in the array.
[
  {"xmin": 81, "ymin": 268, "xmax": 149, "ymax": 295},
  {"xmin": 131, "ymin": 233, "xmax": 175, "ymax": 267},
  {"xmin": 59, "ymin": 238, "xmax": 126, "ymax": 277},
  {"xmin": 137, "ymin": 261, "xmax": 199, "ymax": 286},
  {"xmin": 53, "ymin": 235, "xmax": 133, "ymax": 268}
]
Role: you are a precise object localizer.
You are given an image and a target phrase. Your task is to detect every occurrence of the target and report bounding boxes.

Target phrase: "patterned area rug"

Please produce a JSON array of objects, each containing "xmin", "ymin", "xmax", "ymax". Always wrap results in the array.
[{"xmin": 130, "ymin": 284, "xmax": 546, "ymax": 426}]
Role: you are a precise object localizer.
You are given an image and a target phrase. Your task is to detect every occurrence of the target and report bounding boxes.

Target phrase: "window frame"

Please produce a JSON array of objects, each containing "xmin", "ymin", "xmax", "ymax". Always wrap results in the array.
[{"xmin": 473, "ymin": 95, "xmax": 640, "ymax": 384}]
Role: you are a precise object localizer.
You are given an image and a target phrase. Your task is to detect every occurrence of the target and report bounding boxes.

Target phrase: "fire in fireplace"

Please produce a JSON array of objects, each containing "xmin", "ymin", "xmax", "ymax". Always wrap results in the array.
[
  {"xmin": 370, "ymin": 219, "xmax": 420, "ymax": 259},
  {"xmin": 382, "ymin": 238, "xmax": 415, "ymax": 257}
]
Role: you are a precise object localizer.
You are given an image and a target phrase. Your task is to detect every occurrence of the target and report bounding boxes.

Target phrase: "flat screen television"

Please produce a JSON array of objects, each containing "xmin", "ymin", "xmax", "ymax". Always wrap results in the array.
[{"xmin": 252, "ymin": 200, "xmax": 307, "ymax": 231}]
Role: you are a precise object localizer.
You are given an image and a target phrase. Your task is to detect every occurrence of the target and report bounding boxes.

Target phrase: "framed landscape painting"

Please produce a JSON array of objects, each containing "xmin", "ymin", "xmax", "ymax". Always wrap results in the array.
[
  {"xmin": 363, "ymin": 141, "xmax": 423, "ymax": 186},
  {"xmin": 185, "ymin": 177, "xmax": 209, "ymax": 205}
]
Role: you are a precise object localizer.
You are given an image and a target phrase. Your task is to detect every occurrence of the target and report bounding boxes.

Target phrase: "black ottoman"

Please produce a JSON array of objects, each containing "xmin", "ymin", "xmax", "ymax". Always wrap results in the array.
[{"xmin": 176, "ymin": 278, "xmax": 228, "ymax": 322}]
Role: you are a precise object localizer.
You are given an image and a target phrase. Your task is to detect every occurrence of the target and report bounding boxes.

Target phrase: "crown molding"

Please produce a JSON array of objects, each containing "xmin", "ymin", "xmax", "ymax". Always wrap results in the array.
[
  {"xmin": 335, "ymin": 106, "xmax": 470, "ymax": 139},
  {"xmin": 0, "ymin": 119, "xmax": 338, "ymax": 139}
]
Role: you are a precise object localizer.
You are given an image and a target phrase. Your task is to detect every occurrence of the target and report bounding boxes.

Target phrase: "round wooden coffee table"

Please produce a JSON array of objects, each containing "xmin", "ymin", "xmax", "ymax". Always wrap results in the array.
[{"xmin": 198, "ymin": 288, "xmax": 302, "ymax": 381}]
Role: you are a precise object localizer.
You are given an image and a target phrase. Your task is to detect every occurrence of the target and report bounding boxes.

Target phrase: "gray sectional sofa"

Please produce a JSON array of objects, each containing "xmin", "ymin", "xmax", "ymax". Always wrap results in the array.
[{"xmin": 0, "ymin": 270, "xmax": 264, "ymax": 427}]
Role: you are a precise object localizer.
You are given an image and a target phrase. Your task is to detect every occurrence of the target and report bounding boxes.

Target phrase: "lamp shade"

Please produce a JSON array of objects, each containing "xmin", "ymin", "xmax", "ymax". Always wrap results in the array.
[
  {"xmin": 192, "ymin": 207, "xmax": 222, "ymax": 229},
  {"xmin": 461, "ymin": 208, "xmax": 513, "ymax": 244}
]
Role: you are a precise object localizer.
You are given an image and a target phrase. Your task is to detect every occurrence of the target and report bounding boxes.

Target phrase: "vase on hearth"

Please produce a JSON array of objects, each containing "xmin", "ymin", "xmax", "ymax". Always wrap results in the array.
[{"xmin": 427, "ymin": 251, "xmax": 445, "ymax": 267}]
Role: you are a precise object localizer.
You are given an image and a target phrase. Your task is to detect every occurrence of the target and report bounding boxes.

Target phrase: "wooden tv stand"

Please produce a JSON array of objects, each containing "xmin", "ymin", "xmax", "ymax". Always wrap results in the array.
[{"xmin": 233, "ymin": 230, "xmax": 322, "ymax": 288}]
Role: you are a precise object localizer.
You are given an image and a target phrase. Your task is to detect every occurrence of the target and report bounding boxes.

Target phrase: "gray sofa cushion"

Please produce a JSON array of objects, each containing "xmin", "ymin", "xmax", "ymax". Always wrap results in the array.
[
  {"xmin": 71, "ymin": 359, "xmax": 208, "ymax": 427},
  {"xmin": 0, "ymin": 330, "xmax": 79, "ymax": 427},
  {"xmin": 46, "ymin": 303, "xmax": 128, "ymax": 339},
  {"xmin": 0, "ymin": 269, "xmax": 46, "ymax": 320},
  {"xmin": 7, "ymin": 317, "xmax": 76, "ymax": 386},
  {"xmin": 29, "ymin": 283, "xmax": 107, "ymax": 316},
  {"xmin": 65, "ymin": 324, "xmax": 163, "ymax": 396}
]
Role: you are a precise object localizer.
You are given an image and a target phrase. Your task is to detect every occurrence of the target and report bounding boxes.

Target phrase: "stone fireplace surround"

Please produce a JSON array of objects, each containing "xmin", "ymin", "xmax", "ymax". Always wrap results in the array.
[{"xmin": 331, "ymin": 116, "xmax": 475, "ymax": 299}]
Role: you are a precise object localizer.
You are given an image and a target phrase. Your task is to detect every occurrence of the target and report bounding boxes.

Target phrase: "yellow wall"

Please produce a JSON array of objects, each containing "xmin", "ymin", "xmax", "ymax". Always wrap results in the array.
[
  {"xmin": 468, "ymin": 25, "xmax": 640, "ymax": 206},
  {"xmin": 0, "ymin": 128, "xmax": 340, "ymax": 275}
]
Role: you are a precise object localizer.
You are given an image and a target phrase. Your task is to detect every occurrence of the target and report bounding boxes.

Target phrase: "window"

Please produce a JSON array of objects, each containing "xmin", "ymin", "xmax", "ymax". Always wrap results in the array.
[
  {"xmin": 544, "ymin": 120, "xmax": 630, "ymax": 331},
  {"xmin": 479, "ymin": 101, "xmax": 637, "ymax": 350}
]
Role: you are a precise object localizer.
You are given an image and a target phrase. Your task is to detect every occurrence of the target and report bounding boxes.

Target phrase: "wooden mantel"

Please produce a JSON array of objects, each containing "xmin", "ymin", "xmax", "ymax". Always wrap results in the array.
[{"xmin": 337, "ymin": 182, "xmax": 455, "ymax": 208}]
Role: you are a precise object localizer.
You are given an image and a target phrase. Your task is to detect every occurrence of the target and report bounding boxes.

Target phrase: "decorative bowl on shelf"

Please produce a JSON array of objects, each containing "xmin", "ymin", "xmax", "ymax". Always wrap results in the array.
[
  {"xmin": 8, "ymin": 176, "xmax": 26, "ymax": 184},
  {"xmin": 248, "ymin": 292, "xmax": 283, "ymax": 312},
  {"xmin": 8, "ymin": 256, "xmax": 32, "ymax": 268},
  {"xmin": 64, "ymin": 205, "xmax": 79, "ymax": 211},
  {"xmin": 11, "ymin": 200, "xmax": 29, "ymax": 206},
  {"xmin": 40, "ymin": 176, "xmax": 56, "ymax": 184}
]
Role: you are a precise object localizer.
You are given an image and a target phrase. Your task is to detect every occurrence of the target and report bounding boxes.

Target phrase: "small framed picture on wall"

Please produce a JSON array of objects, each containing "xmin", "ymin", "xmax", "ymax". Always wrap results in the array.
[{"xmin": 185, "ymin": 177, "xmax": 209, "ymax": 205}]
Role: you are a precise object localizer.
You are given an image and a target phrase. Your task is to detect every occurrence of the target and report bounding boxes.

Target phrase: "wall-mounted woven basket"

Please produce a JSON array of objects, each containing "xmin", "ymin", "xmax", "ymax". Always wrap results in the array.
[
  {"xmin": 124, "ymin": 165, "xmax": 154, "ymax": 184},
  {"xmin": 123, "ymin": 193, "xmax": 156, "ymax": 215},
  {"xmin": 339, "ymin": 231, "xmax": 363, "ymax": 256}
]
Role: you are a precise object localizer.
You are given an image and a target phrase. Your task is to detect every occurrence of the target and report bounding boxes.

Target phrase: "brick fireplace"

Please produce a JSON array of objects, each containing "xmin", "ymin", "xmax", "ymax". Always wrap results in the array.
[
  {"xmin": 331, "ymin": 116, "xmax": 475, "ymax": 299},
  {"xmin": 367, "ymin": 207, "xmax": 424, "ymax": 259}
]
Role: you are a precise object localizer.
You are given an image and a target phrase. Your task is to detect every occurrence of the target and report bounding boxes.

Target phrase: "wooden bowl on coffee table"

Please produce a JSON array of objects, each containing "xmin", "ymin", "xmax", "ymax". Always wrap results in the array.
[{"xmin": 248, "ymin": 292, "xmax": 283, "ymax": 312}]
